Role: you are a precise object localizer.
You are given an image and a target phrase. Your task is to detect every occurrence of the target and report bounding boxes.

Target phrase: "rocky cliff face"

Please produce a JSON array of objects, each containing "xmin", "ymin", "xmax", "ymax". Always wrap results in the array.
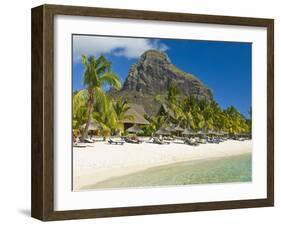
[
  {"xmin": 123, "ymin": 50, "xmax": 212, "ymax": 99},
  {"xmin": 111, "ymin": 49, "xmax": 213, "ymax": 115}
]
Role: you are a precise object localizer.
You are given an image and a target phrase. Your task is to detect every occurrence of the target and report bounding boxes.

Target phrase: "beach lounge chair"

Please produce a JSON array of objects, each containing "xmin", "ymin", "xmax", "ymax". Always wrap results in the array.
[
  {"xmin": 184, "ymin": 138, "xmax": 199, "ymax": 146},
  {"xmin": 173, "ymin": 138, "xmax": 184, "ymax": 144},
  {"xmin": 73, "ymin": 137, "xmax": 87, "ymax": 148},
  {"xmin": 153, "ymin": 137, "xmax": 164, "ymax": 144},
  {"xmin": 161, "ymin": 139, "xmax": 170, "ymax": 144},
  {"xmin": 153, "ymin": 137, "xmax": 169, "ymax": 145},
  {"xmin": 207, "ymin": 137, "xmax": 219, "ymax": 144},
  {"xmin": 83, "ymin": 137, "xmax": 94, "ymax": 143},
  {"xmin": 199, "ymin": 138, "xmax": 207, "ymax": 144},
  {"xmin": 238, "ymin": 137, "xmax": 245, "ymax": 141},
  {"xmin": 91, "ymin": 136, "xmax": 105, "ymax": 142},
  {"xmin": 147, "ymin": 137, "xmax": 155, "ymax": 143},
  {"xmin": 124, "ymin": 136, "xmax": 143, "ymax": 144},
  {"xmin": 73, "ymin": 144, "xmax": 87, "ymax": 148},
  {"xmin": 164, "ymin": 136, "xmax": 175, "ymax": 141},
  {"xmin": 108, "ymin": 138, "xmax": 125, "ymax": 145},
  {"xmin": 124, "ymin": 137, "xmax": 138, "ymax": 144},
  {"xmin": 233, "ymin": 136, "xmax": 241, "ymax": 141}
]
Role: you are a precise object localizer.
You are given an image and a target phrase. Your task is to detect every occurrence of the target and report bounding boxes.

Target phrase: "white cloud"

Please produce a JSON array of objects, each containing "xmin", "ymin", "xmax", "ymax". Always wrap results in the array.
[{"xmin": 73, "ymin": 35, "xmax": 168, "ymax": 63}]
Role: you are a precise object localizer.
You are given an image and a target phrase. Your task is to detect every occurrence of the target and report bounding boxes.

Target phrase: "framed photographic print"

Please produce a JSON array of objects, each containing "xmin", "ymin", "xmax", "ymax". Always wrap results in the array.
[{"xmin": 31, "ymin": 4, "xmax": 274, "ymax": 221}]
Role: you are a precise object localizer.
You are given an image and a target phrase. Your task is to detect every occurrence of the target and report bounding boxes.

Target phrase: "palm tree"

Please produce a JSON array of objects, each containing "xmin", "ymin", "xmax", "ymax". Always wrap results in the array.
[
  {"xmin": 72, "ymin": 90, "xmax": 88, "ymax": 129},
  {"xmin": 81, "ymin": 55, "xmax": 121, "ymax": 141},
  {"xmin": 91, "ymin": 91, "xmax": 115, "ymax": 134},
  {"xmin": 246, "ymin": 107, "xmax": 252, "ymax": 134},
  {"xmin": 168, "ymin": 83, "xmax": 179, "ymax": 103},
  {"xmin": 113, "ymin": 99, "xmax": 134, "ymax": 134},
  {"xmin": 223, "ymin": 106, "xmax": 249, "ymax": 134},
  {"xmin": 182, "ymin": 111, "xmax": 195, "ymax": 129},
  {"xmin": 144, "ymin": 115, "xmax": 166, "ymax": 136},
  {"xmin": 114, "ymin": 99, "xmax": 133, "ymax": 121},
  {"xmin": 166, "ymin": 83, "xmax": 185, "ymax": 123}
]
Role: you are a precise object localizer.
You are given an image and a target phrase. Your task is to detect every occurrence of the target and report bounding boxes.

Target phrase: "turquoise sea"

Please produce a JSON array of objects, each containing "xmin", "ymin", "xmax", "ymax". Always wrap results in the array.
[{"xmin": 83, "ymin": 153, "xmax": 252, "ymax": 190}]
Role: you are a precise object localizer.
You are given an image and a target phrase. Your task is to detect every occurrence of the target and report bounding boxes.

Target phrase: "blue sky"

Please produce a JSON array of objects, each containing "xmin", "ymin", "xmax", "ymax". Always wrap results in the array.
[{"xmin": 73, "ymin": 35, "xmax": 252, "ymax": 117}]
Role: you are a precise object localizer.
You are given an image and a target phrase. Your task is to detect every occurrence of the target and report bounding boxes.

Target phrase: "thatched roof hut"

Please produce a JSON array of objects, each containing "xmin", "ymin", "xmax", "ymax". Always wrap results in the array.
[
  {"xmin": 81, "ymin": 120, "xmax": 101, "ymax": 131},
  {"xmin": 126, "ymin": 124, "xmax": 143, "ymax": 133},
  {"xmin": 182, "ymin": 127, "xmax": 196, "ymax": 136},
  {"xmin": 130, "ymin": 104, "xmax": 147, "ymax": 116},
  {"xmin": 157, "ymin": 103, "xmax": 176, "ymax": 119},
  {"xmin": 220, "ymin": 131, "xmax": 229, "ymax": 135},
  {"xmin": 166, "ymin": 123, "xmax": 176, "ymax": 132},
  {"xmin": 207, "ymin": 130, "xmax": 221, "ymax": 136},
  {"xmin": 121, "ymin": 104, "xmax": 150, "ymax": 125},
  {"xmin": 197, "ymin": 129, "xmax": 208, "ymax": 135},
  {"xmin": 155, "ymin": 127, "xmax": 171, "ymax": 136},
  {"xmin": 174, "ymin": 125, "xmax": 184, "ymax": 132}
]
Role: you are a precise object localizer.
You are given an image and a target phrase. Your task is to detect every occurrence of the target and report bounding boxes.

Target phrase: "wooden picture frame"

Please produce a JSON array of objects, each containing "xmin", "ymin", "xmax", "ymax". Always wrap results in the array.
[{"xmin": 31, "ymin": 4, "xmax": 274, "ymax": 221}]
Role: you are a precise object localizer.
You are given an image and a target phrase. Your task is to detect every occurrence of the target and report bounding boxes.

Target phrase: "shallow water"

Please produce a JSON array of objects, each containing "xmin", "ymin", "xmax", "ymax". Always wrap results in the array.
[{"xmin": 83, "ymin": 153, "xmax": 252, "ymax": 190}]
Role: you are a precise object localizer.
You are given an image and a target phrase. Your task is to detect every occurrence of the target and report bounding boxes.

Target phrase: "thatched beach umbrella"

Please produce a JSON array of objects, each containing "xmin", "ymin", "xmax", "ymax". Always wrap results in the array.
[
  {"xmin": 174, "ymin": 124, "xmax": 184, "ymax": 136},
  {"xmin": 126, "ymin": 124, "xmax": 143, "ymax": 134},
  {"xmin": 239, "ymin": 132, "xmax": 250, "ymax": 138},
  {"xmin": 213, "ymin": 131, "xmax": 222, "ymax": 136},
  {"xmin": 182, "ymin": 127, "xmax": 195, "ymax": 136},
  {"xmin": 166, "ymin": 124, "xmax": 176, "ymax": 132},
  {"xmin": 209, "ymin": 130, "xmax": 223, "ymax": 137},
  {"xmin": 155, "ymin": 127, "xmax": 171, "ymax": 136},
  {"xmin": 219, "ymin": 130, "xmax": 228, "ymax": 136},
  {"xmin": 174, "ymin": 125, "xmax": 184, "ymax": 132},
  {"xmin": 81, "ymin": 120, "xmax": 101, "ymax": 131},
  {"xmin": 206, "ymin": 129, "xmax": 216, "ymax": 135},
  {"xmin": 196, "ymin": 129, "xmax": 209, "ymax": 137}
]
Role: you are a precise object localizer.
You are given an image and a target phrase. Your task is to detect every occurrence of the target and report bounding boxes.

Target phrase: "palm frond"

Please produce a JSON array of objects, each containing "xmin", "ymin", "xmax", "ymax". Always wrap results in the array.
[
  {"xmin": 96, "ymin": 55, "xmax": 112, "ymax": 75},
  {"xmin": 100, "ymin": 72, "xmax": 121, "ymax": 90}
]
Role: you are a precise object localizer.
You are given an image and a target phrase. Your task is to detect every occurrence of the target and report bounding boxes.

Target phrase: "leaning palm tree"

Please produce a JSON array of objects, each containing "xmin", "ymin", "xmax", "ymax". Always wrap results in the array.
[{"xmin": 81, "ymin": 55, "xmax": 121, "ymax": 141}]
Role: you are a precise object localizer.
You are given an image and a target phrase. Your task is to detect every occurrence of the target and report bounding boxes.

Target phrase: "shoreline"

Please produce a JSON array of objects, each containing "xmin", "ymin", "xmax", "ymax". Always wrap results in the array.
[
  {"xmin": 82, "ymin": 153, "xmax": 252, "ymax": 190},
  {"xmin": 73, "ymin": 140, "xmax": 252, "ymax": 191}
]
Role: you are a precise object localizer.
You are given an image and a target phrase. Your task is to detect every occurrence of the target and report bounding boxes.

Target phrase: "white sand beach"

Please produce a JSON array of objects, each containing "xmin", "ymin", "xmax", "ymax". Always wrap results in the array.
[{"xmin": 73, "ymin": 140, "xmax": 252, "ymax": 191}]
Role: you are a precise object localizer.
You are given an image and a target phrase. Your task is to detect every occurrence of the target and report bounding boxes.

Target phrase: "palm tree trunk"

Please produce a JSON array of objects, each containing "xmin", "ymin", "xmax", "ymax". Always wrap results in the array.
[{"xmin": 81, "ymin": 91, "xmax": 94, "ymax": 141}]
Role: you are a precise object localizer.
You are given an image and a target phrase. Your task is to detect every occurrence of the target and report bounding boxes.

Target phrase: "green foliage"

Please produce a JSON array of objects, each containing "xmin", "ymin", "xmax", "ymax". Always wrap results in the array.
[
  {"xmin": 73, "ymin": 90, "xmax": 135, "ymax": 135},
  {"xmin": 168, "ymin": 83, "xmax": 179, "ymax": 103},
  {"xmin": 113, "ymin": 99, "xmax": 134, "ymax": 123},
  {"xmin": 169, "ymin": 65, "xmax": 198, "ymax": 82},
  {"xmin": 82, "ymin": 55, "xmax": 121, "ymax": 90},
  {"xmin": 109, "ymin": 98, "xmax": 134, "ymax": 134},
  {"xmin": 72, "ymin": 90, "xmax": 88, "ymax": 129},
  {"xmin": 92, "ymin": 90, "xmax": 117, "ymax": 133},
  {"xmin": 162, "ymin": 84, "xmax": 251, "ymax": 134},
  {"xmin": 142, "ymin": 115, "xmax": 166, "ymax": 136}
]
